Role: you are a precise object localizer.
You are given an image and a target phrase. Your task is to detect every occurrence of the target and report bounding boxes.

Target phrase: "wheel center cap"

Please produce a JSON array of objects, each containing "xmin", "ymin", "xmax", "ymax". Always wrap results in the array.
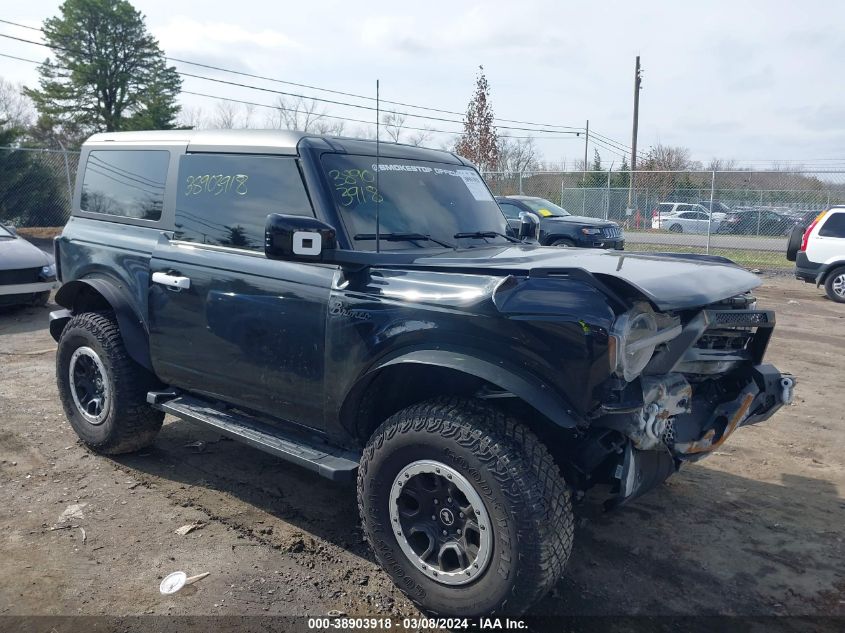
[{"xmin": 439, "ymin": 508, "xmax": 455, "ymax": 526}]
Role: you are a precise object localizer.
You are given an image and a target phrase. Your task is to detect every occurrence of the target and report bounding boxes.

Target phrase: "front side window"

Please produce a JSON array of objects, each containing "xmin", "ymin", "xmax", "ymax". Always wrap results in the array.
[
  {"xmin": 81, "ymin": 150, "xmax": 169, "ymax": 220},
  {"xmin": 819, "ymin": 212, "xmax": 845, "ymax": 238},
  {"xmin": 321, "ymin": 154, "xmax": 508, "ymax": 250},
  {"xmin": 519, "ymin": 198, "xmax": 569, "ymax": 218},
  {"xmin": 175, "ymin": 154, "xmax": 312, "ymax": 251},
  {"xmin": 498, "ymin": 202, "xmax": 523, "ymax": 219}
]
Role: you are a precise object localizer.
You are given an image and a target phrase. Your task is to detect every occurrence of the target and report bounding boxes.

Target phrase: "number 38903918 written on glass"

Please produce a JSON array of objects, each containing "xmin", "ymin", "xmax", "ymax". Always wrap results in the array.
[
  {"xmin": 184, "ymin": 174, "xmax": 249, "ymax": 196},
  {"xmin": 329, "ymin": 169, "xmax": 383, "ymax": 207}
]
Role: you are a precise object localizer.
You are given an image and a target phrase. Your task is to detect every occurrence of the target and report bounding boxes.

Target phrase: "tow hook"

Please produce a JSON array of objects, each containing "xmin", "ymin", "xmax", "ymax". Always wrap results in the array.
[
  {"xmin": 781, "ymin": 376, "xmax": 795, "ymax": 405},
  {"xmin": 641, "ymin": 403, "xmax": 662, "ymax": 443}
]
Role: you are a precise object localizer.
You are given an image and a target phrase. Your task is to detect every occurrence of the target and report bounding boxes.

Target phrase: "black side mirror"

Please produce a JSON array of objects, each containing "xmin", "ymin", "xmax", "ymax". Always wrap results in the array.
[
  {"xmin": 265, "ymin": 213, "xmax": 338, "ymax": 262},
  {"xmin": 518, "ymin": 211, "xmax": 541, "ymax": 242}
]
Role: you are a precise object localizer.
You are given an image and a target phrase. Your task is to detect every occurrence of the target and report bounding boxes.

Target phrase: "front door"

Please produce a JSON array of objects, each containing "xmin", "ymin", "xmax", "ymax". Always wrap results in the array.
[{"xmin": 148, "ymin": 152, "xmax": 333, "ymax": 429}]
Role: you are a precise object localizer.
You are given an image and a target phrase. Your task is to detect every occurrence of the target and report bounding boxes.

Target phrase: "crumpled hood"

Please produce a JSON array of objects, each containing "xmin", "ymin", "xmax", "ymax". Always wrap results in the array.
[
  {"xmin": 404, "ymin": 245, "xmax": 761, "ymax": 311},
  {"xmin": 0, "ymin": 237, "xmax": 52, "ymax": 270}
]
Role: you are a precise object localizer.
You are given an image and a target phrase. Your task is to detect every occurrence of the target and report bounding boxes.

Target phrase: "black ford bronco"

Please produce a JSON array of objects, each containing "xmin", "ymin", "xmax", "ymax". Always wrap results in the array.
[{"xmin": 50, "ymin": 130, "xmax": 794, "ymax": 617}]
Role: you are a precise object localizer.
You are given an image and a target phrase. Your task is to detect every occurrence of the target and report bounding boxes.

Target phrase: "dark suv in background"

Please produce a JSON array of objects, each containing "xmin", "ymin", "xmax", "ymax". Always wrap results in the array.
[{"xmin": 496, "ymin": 195, "xmax": 624, "ymax": 249}]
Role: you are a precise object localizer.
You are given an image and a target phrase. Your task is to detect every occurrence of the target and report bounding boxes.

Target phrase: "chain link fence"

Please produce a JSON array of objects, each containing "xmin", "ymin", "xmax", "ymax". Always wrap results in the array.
[
  {"xmin": 485, "ymin": 169, "xmax": 845, "ymax": 269},
  {"xmin": 3, "ymin": 145, "xmax": 841, "ymax": 271},
  {"xmin": 0, "ymin": 146, "xmax": 79, "ymax": 236}
]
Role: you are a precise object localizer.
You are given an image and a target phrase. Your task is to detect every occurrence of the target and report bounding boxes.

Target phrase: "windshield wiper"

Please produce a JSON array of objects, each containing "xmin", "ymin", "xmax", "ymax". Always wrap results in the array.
[
  {"xmin": 453, "ymin": 231, "xmax": 520, "ymax": 243},
  {"xmin": 354, "ymin": 233, "xmax": 456, "ymax": 249}
]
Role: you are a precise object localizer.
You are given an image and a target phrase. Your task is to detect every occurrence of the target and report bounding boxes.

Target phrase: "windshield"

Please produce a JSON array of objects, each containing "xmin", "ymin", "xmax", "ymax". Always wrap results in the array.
[
  {"xmin": 0, "ymin": 225, "xmax": 13, "ymax": 238},
  {"xmin": 320, "ymin": 154, "xmax": 510, "ymax": 250},
  {"xmin": 518, "ymin": 198, "xmax": 569, "ymax": 217}
]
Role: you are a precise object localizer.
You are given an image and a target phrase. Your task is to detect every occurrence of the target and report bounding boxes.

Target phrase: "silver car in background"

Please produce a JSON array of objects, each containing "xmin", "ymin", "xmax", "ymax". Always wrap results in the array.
[
  {"xmin": 651, "ymin": 202, "xmax": 725, "ymax": 234},
  {"xmin": 0, "ymin": 225, "xmax": 57, "ymax": 307}
]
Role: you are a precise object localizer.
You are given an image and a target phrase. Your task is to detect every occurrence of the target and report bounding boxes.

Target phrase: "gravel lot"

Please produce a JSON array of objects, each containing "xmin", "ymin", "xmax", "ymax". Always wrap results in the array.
[{"xmin": 0, "ymin": 274, "xmax": 843, "ymax": 622}]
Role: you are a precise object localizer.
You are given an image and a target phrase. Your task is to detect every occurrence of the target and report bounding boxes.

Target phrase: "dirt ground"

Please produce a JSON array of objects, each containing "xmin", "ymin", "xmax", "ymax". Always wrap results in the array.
[{"xmin": 0, "ymin": 274, "xmax": 843, "ymax": 622}]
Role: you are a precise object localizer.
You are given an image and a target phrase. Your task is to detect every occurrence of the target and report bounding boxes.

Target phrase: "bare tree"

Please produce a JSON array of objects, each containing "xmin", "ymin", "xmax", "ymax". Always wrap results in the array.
[
  {"xmin": 706, "ymin": 158, "xmax": 738, "ymax": 171},
  {"xmin": 213, "ymin": 101, "xmax": 239, "ymax": 129},
  {"xmin": 312, "ymin": 119, "xmax": 346, "ymax": 136},
  {"xmin": 0, "ymin": 78, "xmax": 35, "ymax": 130},
  {"xmin": 266, "ymin": 96, "xmax": 328, "ymax": 132},
  {"xmin": 381, "ymin": 111, "xmax": 405, "ymax": 142},
  {"xmin": 407, "ymin": 126, "xmax": 435, "ymax": 147},
  {"xmin": 177, "ymin": 106, "xmax": 207, "ymax": 130},
  {"xmin": 241, "ymin": 103, "xmax": 255, "ymax": 128},
  {"xmin": 496, "ymin": 136, "xmax": 541, "ymax": 173},
  {"xmin": 641, "ymin": 143, "xmax": 700, "ymax": 171},
  {"xmin": 354, "ymin": 125, "xmax": 377, "ymax": 140}
]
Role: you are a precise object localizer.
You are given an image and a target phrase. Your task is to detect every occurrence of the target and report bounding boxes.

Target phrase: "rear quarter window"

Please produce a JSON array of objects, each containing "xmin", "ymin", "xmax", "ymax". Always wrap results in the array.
[
  {"xmin": 81, "ymin": 150, "xmax": 170, "ymax": 220},
  {"xmin": 174, "ymin": 154, "xmax": 313, "ymax": 251},
  {"xmin": 819, "ymin": 212, "xmax": 845, "ymax": 238}
]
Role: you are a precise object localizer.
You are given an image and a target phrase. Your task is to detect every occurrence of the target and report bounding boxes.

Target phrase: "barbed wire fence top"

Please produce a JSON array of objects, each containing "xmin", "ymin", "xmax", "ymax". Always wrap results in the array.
[{"xmin": 1, "ymin": 145, "xmax": 835, "ymax": 271}]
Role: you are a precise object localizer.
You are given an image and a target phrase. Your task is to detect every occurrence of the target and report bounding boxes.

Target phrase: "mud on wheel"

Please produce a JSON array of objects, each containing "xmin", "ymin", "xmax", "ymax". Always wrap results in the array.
[
  {"xmin": 357, "ymin": 397, "xmax": 573, "ymax": 617},
  {"xmin": 56, "ymin": 312, "xmax": 164, "ymax": 454}
]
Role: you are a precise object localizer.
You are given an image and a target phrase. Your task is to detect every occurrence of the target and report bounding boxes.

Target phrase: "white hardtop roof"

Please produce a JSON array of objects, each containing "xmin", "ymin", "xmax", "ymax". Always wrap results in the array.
[{"xmin": 83, "ymin": 129, "xmax": 310, "ymax": 155}]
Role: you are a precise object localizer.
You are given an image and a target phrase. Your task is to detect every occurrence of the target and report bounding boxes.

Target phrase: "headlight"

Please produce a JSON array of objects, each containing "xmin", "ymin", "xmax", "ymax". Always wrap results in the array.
[
  {"xmin": 581, "ymin": 227, "xmax": 602, "ymax": 235},
  {"xmin": 611, "ymin": 304, "xmax": 682, "ymax": 381},
  {"xmin": 40, "ymin": 263, "xmax": 56, "ymax": 279}
]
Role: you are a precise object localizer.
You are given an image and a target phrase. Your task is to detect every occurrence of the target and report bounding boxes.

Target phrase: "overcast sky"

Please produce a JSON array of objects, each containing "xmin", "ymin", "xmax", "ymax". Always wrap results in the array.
[{"xmin": 2, "ymin": 0, "xmax": 844, "ymax": 168}]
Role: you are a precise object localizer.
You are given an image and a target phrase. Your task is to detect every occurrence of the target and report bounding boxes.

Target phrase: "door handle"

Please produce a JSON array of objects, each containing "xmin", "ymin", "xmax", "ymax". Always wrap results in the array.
[{"xmin": 152, "ymin": 272, "xmax": 191, "ymax": 290}]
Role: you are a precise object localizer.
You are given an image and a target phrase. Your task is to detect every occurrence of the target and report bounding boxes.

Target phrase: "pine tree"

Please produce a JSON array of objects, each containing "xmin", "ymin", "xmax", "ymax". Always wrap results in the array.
[
  {"xmin": 24, "ymin": 0, "xmax": 182, "ymax": 137},
  {"xmin": 455, "ymin": 66, "xmax": 499, "ymax": 171}
]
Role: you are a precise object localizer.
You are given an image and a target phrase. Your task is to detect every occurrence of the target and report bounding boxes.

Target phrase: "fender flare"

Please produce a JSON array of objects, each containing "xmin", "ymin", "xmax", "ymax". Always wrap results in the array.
[
  {"xmin": 53, "ymin": 278, "xmax": 153, "ymax": 371},
  {"xmin": 348, "ymin": 348, "xmax": 579, "ymax": 430}
]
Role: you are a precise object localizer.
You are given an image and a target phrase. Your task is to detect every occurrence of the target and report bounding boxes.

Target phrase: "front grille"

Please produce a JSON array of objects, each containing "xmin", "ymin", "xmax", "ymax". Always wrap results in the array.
[
  {"xmin": 602, "ymin": 226, "xmax": 623, "ymax": 239},
  {"xmin": 710, "ymin": 311, "xmax": 769, "ymax": 327},
  {"xmin": 0, "ymin": 267, "xmax": 41, "ymax": 285}
]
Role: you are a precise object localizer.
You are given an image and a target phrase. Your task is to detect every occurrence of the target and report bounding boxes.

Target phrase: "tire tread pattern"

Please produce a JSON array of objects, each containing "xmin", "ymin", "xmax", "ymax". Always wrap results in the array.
[
  {"xmin": 57, "ymin": 312, "xmax": 163, "ymax": 454},
  {"xmin": 357, "ymin": 396, "xmax": 573, "ymax": 616}
]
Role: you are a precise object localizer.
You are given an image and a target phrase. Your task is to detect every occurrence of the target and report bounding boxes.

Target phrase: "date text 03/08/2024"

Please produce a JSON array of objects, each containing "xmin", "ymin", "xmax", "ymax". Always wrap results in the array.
[{"xmin": 306, "ymin": 617, "xmax": 528, "ymax": 629}]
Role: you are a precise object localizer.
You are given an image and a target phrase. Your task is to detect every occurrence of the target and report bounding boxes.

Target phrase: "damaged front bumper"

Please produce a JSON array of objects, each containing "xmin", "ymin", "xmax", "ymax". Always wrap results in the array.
[
  {"xmin": 595, "ymin": 303, "xmax": 795, "ymax": 509},
  {"xmin": 672, "ymin": 364, "xmax": 794, "ymax": 458},
  {"xmin": 607, "ymin": 364, "xmax": 794, "ymax": 509}
]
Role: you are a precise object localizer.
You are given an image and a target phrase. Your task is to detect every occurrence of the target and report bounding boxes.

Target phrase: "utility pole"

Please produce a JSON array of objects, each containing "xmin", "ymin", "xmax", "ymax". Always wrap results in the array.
[
  {"xmin": 582, "ymin": 119, "xmax": 590, "ymax": 215},
  {"xmin": 583, "ymin": 119, "xmax": 589, "ymax": 178},
  {"xmin": 627, "ymin": 56, "xmax": 642, "ymax": 214}
]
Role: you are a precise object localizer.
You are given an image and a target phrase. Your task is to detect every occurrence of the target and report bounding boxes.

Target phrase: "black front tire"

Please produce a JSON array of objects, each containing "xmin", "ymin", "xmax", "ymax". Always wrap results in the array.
[
  {"xmin": 357, "ymin": 397, "xmax": 573, "ymax": 617},
  {"xmin": 57, "ymin": 312, "xmax": 164, "ymax": 454},
  {"xmin": 550, "ymin": 238, "xmax": 576, "ymax": 248}
]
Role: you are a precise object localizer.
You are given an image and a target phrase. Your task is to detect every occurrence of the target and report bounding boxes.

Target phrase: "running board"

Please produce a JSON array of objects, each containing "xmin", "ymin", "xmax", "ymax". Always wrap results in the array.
[{"xmin": 148, "ymin": 392, "xmax": 359, "ymax": 482}]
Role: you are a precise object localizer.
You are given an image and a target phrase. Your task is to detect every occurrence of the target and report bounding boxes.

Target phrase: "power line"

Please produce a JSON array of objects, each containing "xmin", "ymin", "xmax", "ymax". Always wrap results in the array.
[
  {"xmin": 2, "ymin": 17, "xmax": 657, "ymax": 154},
  {"xmin": 0, "ymin": 18, "xmax": 587, "ymax": 134},
  {"xmin": 0, "ymin": 47, "xmax": 579, "ymax": 141}
]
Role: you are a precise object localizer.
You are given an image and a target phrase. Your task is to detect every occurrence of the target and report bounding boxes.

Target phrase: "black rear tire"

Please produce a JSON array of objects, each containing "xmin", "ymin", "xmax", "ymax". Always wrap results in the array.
[
  {"xmin": 824, "ymin": 266, "xmax": 845, "ymax": 303},
  {"xmin": 57, "ymin": 312, "xmax": 164, "ymax": 454},
  {"xmin": 785, "ymin": 224, "xmax": 803, "ymax": 262},
  {"xmin": 669, "ymin": 224, "xmax": 683, "ymax": 233},
  {"xmin": 357, "ymin": 397, "xmax": 573, "ymax": 617}
]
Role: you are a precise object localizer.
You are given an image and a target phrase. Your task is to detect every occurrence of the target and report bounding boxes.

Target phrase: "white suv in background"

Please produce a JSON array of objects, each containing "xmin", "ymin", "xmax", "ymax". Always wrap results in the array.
[{"xmin": 789, "ymin": 206, "xmax": 845, "ymax": 302}]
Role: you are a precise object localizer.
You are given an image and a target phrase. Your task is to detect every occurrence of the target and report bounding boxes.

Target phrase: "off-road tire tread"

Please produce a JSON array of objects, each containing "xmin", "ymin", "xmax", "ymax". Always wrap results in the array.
[
  {"xmin": 57, "ymin": 311, "xmax": 163, "ymax": 454},
  {"xmin": 357, "ymin": 396, "xmax": 573, "ymax": 616}
]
